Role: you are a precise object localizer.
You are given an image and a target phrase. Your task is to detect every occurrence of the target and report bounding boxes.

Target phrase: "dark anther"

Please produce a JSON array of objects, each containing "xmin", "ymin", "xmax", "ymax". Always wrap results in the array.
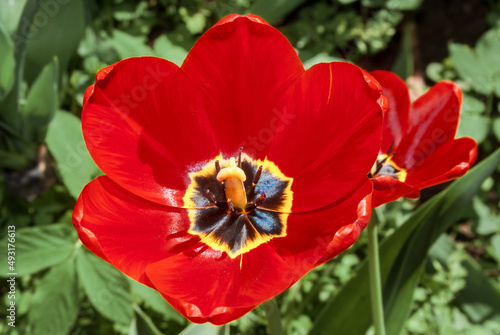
[
  {"xmin": 255, "ymin": 190, "xmax": 266, "ymax": 206},
  {"xmin": 227, "ymin": 201, "xmax": 235, "ymax": 213},
  {"xmin": 205, "ymin": 189, "xmax": 216, "ymax": 204},
  {"xmin": 253, "ymin": 165, "xmax": 263, "ymax": 186},
  {"xmin": 238, "ymin": 147, "xmax": 243, "ymax": 168},
  {"xmin": 387, "ymin": 140, "xmax": 396, "ymax": 155},
  {"xmin": 215, "ymin": 160, "xmax": 220, "ymax": 174}
]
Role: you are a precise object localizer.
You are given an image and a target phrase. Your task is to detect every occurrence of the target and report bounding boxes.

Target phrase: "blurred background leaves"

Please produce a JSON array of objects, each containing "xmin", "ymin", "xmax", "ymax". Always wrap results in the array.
[{"xmin": 1, "ymin": 0, "xmax": 499, "ymax": 334}]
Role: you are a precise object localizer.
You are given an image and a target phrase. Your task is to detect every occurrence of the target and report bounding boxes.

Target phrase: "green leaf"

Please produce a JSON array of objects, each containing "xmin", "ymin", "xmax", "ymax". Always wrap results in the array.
[
  {"xmin": 0, "ymin": 0, "xmax": 27, "ymax": 33},
  {"xmin": 46, "ymin": 110, "xmax": 101, "ymax": 198},
  {"xmin": 0, "ymin": 224, "xmax": 75, "ymax": 277},
  {"xmin": 473, "ymin": 196, "xmax": 500, "ymax": 235},
  {"xmin": 129, "ymin": 278, "xmax": 185, "ymax": 324},
  {"xmin": 28, "ymin": 259, "xmax": 79, "ymax": 335},
  {"xmin": 23, "ymin": 57, "xmax": 59, "ymax": 143},
  {"xmin": 249, "ymin": 0, "xmax": 308, "ymax": 25},
  {"xmin": 490, "ymin": 234, "xmax": 500, "ymax": 263},
  {"xmin": 456, "ymin": 114, "xmax": 490, "ymax": 144},
  {"xmin": 311, "ymin": 148, "xmax": 500, "ymax": 335},
  {"xmin": 130, "ymin": 305, "xmax": 164, "ymax": 335},
  {"xmin": 0, "ymin": 20, "xmax": 14, "ymax": 101},
  {"xmin": 153, "ymin": 35, "xmax": 188, "ymax": 67},
  {"xmin": 450, "ymin": 27, "xmax": 500, "ymax": 96},
  {"xmin": 23, "ymin": 0, "xmax": 86, "ymax": 84},
  {"xmin": 111, "ymin": 29, "xmax": 156, "ymax": 59},
  {"xmin": 302, "ymin": 53, "xmax": 347, "ymax": 70},
  {"xmin": 493, "ymin": 118, "xmax": 500, "ymax": 142},
  {"xmin": 178, "ymin": 323, "xmax": 221, "ymax": 335},
  {"xmin": 76, "ymin": 249, "xmax": 134, "ymax": 325}
]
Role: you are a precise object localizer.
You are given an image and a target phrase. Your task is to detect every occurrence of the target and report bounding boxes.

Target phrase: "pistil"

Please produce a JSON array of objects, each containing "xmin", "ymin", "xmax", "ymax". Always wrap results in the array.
[{"xmin": 217, "ymin": 157, "xmax": 248, "ymax": 209}]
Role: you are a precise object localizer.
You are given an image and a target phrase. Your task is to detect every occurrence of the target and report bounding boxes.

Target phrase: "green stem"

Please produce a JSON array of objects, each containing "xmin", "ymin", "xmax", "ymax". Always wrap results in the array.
[
  {"xmin": 263, "ymin": 298, "xmax": 284, "ymax": 335},
  {"xmin": 367, "ymin": 211, "xmax": 386, "ymax": 335}
]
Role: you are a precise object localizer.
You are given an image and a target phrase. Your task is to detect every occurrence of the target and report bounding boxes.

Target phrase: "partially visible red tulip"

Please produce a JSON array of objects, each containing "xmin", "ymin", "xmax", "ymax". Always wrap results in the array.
[{"xmin": 369, "ymin": 70, "xmax": 478, "ymax": 207}]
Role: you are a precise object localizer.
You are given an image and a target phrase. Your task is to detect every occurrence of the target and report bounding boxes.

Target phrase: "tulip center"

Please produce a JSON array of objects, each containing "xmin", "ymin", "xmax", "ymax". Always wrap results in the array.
[
  {"xmin": 183, "ymin": 150, "xmax": 293, "ymax": 258},
  {"xmin": 369, "ymin": 153, "xmax": 407, "ymax": 182}
]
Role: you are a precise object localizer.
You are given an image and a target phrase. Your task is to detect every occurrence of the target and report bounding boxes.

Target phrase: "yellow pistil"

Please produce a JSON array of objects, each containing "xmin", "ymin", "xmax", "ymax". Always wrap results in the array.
[{"xmin": 217, "ymin": 157, "xmax": 247, "ymax": 209}]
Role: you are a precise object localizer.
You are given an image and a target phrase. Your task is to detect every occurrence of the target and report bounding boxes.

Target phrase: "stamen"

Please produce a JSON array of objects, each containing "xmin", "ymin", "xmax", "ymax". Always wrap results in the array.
[
  {"xmin": 255, "ymin": 190, "xmax": 266, "ymax": 206},
  {"xmin": 227, "ymin": 200, "xmax": 235, "ymax": 213},
  {"xmin": 215, "ymin": 160, "xmax": 220, "ymax": 175},
  {"xmin": 253, "ymin": 165, "xmax": 263, "ymax": 186},
  {"xmin": 205, "ymin": 189, "xmax": 216, "ymax": 204},
  {"xmin": 238, "ymin": 147, "xmax": 243, "ymax": 168}
]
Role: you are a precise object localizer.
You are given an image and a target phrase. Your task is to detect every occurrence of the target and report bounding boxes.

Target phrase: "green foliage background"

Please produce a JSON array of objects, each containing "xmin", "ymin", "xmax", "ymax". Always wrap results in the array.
[{"xmin": 0, "ymin": 0, "xmax": 499, "ymax": 334}]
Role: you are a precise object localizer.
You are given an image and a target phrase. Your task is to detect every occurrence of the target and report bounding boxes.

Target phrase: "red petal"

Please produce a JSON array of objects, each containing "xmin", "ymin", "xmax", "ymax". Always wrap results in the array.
[
  {"xmin": 180, "ymin": 15, "xmax": 304, "ymax": 159},
  {"xmin": 82, "ymin": 57, "xmax": 219, "ymax": 207},
  {"xmin": 267, "ymin": 62, "xmax": 383, "ymax": 212},
  {"xmin": 269, "ymin": 179, "xmax": 373, "ymax": 273},
  {"xmin": 405, "ymin": 137, "xmax": 477, "ymax": 189},
  {"xmin": 72, "ymin": 176, "xmax": 196, "ymax": 286},
  {"xmin": 145, "ymin": 244, "xmax": 294, "ymax": 324},
  {"xmin": 371, "ymin": 175, "xmax": 420, "ymax": 208},
  {"xmin": 392, "ymin": 81, "xmax": 462, "ymax": 169},
  {"xmin": 73, "ymin": 202, "xmax": 110, "ymax": 263},
  {"xmin": 370, "ymin": 70, "xmax": 411, "ymax": 154}
]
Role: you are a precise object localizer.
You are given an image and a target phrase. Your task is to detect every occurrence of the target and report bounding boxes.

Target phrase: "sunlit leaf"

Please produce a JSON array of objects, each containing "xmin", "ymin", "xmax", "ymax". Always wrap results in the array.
[
  {"xmin": 76, "ymin": 249, "xmax": 134, "ymax": 325},
  {"xmin": 23, "ymin": 57, "xmax": 58, "ymax": 143},
  {"xmin": 0, "ymin": 20, "xmax": 14, "ymax": 101},
  {"xmin": 45, "ymin": 110, "xmax": 101, "ymax": 198},
  {"xmin": 0, "ymin": 224, "xmax": 75, "ymax": 277},
  {"xmin": 24, "ymin": 0, "xmax": 86, "ymax": 84},
  {"xmin": 28, "ymin": 259, "xmax": 79, "ymax": 335}
]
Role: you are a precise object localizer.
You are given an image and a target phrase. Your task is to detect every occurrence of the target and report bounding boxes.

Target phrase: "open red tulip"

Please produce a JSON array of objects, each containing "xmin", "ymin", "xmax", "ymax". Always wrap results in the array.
[
  {"xmin": 73, "ymin": 14, "xmax": 385, "ymax": 324},
  {"xmin": 369, "ymin": 70, "xmax": 478, "ymax": 207}
]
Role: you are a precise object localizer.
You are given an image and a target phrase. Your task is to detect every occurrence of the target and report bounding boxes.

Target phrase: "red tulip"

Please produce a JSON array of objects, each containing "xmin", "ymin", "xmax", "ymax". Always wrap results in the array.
[
  {"xmin": 369, "ymin": 71, "xmax": 478, "ymax": 207},
  {"xmin": 73, "ymin": 14, "xmax": 385, "ymax": 324}
]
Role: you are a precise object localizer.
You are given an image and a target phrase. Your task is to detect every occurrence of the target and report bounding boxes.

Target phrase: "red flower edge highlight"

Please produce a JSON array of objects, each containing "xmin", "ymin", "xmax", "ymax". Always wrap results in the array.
[
  {"xmin": 370, "ymin": 70, "xmax": 478, "ymax": 207},
  {"xmin": 75, "ymin": 14, "xmax": 385, "ymax": 324}
]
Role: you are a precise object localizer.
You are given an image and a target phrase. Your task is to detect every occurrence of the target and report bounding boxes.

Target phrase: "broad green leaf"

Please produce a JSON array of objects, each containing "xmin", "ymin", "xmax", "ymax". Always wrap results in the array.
[
  {"xmin": 249, "ymin": 0, "xmax": 308, "ymax": 25},
  {"xmin": 76, "ymin": 249, "xmax": 134, "ymax": 325},
  {"xmin": 0, "ymin": 224, "xmax": 75, "ymax": 277},
  {"xmin": 0, "ymin": 0, "xmax": 27, "ymax": 33},
  {"xmin": 28, "ymin": 259, "xmax": 79, "ymax": 335},
  {"xmin": 111, "ymin": 29, "xmax": 156, "ymax": 59},
  {"xmin": 153, "ymin": 35, "xmax": 188, "ymax": 67},
  {"xmin": 129, "ymin": 278, "xmax": 185, "ymax": 324},
  {"xmin": 24, "ymin": 0, "xmax": 86, "ymax": 84},
  {"xmin": 23, "ymin": 57, "xmax": 59, "ymax": 143},
  {"xmin": 45, "ymin": 110, "xmax": 101, "ymax": 198},
  {"xmin": 0, "ymin": 20, "xmax": 14, "ymax": 101},
  {"xmin": 178, "ymin": 323, "xmax": 221, "ymax": 335},
  {"xmin": 311, "ymin": 148, "xmax": 500, "ymax": 335}
]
